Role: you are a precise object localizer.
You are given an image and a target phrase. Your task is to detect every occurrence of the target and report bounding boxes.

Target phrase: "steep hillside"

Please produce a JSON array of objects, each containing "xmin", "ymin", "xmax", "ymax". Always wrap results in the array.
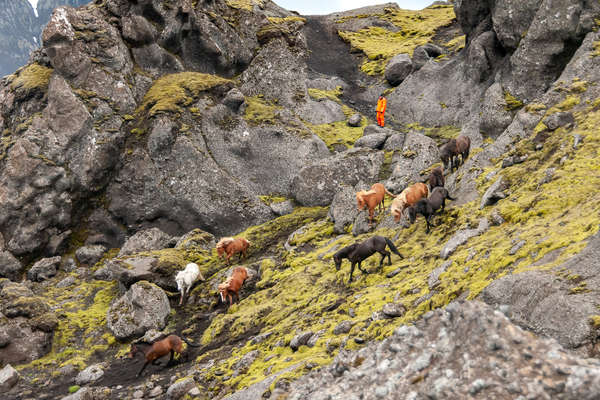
[
  {"xmin": 1, "ymin": 0, "xmax": 600, "ymax": 399},
  {"xmin": 0, "ymin": 0, "xmax": 90, "ymax": 77}
]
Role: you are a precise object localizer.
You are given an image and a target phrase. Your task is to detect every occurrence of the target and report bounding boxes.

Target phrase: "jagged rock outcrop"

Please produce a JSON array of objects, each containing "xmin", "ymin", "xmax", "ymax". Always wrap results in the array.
[
  {"xmin": 106, "ymin": 280, "xmax": 170, "ymax": 340},
  {"xmin": 279, "ymin": 301, "xmax": 600, "ymax": 400}
]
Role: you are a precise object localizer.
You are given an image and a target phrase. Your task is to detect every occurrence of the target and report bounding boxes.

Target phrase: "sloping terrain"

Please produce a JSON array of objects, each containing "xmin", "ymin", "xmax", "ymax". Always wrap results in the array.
[{"xmin": 0, "ymin": 0, "xmax": 600, "ymax": 399}]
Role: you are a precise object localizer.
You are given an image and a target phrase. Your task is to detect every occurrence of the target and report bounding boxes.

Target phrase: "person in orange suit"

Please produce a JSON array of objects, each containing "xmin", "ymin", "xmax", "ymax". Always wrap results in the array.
[{"xmin": 376, "ymin": 94, "xmax": 387, "ymax": 127}]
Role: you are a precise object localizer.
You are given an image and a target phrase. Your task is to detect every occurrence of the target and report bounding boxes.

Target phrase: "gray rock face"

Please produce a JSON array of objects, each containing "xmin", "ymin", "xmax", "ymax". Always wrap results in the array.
[
  {"xmin": 351, "ymin": 213, "xmax": 372, "ymax": 236},
  {"xmin": 480, "ymin": 230, "xmax": 600, "ymax": 351},
  {"xmin": 381, "ymin": 303, "xmax": 406, "ymax": 318},
  {"xmin": 270, "ymin": 200, "xmax": 294, "ymax": 216},
  {"xmin": 429, "ymin": 260, "xmax": 452, "ymax": 289},
  {"xmin": 480, "ymin": 176, "xmax": 508, "ymax": 209},
  {"xmin": 60, "ymin": 386, "xmax": 112, "ymax": 400},
  {"xmin": 75, "ymin": 363, "xmax": 105, "ymax": 385},
  {"xmin": 384, "ymin": 53, "xmax": 412, "ymax": 86},
  {"xmin": 291, "ymin": 148, "xmax": 383, "ymax": 206},
  {"xmin": 440, "ymin": 218, "xmax": 489, "ymax": 259},
  {"xmin": 479, "ymin": 83, "xmax": 514, "ymax": 138},
  {"xmin": 223, "ymin": 88, "xmax": 246, "ymax": 111},
  {"xmin": 0, "ymin": 364, "xmax": 19, "ymax": 392},
  {"xmin": 75, "ymin": 245, "xmax": 107, "ymax": 267},
  {"xmin": 545, "ymin": 111, "xmax": 575, "ymax": 131},
  {"xmin": 328, "ymin": 186, "xmax": 359, "ymax": 234},
  {"xmin": 106, "ymin": 281, "xmax": 170, "ymax": 340},
  {"xmin": 27, "ymin": 256, "xmax": 61, "ymax": 282},
  {"xmin": 118, "ymin": 228, "xmax": 172, "ymax": 257},
  {"xmin": 175, "ymin": 229, "xmax": 216, "ymax": 251},
  {"xmin": 281, "ymin": 301, "xmax": 600, "ymax": 400},
  {"xmin": 0, "ymin": 251, "xmax": 23, "ymax": 281},
  {"xmin": 166, "ymin": 377, "xmax": 196, "ymax": 400},
  {"xmin": 333, "ymin": 320, "xmax": 353, "ymax": 335},
  {"xmin": 385, "ymin": 132, "xmax": 439, "ymax": 194}
]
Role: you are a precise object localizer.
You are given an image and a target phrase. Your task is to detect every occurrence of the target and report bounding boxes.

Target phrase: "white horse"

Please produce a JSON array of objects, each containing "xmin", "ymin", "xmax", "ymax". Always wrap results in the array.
[{"xmin": 175, "ymin": 263, "xmax": 204, "ymax": 305}]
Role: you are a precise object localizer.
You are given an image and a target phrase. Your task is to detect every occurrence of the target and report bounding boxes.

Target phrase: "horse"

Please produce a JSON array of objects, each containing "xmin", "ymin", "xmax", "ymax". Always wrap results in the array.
[
  {"xmin": 406, "ymin": 187, "xmax": 455, "ymax": 233},
  {"xmin": 218, "ymin": 266, "xmax": 249, "ymax": 305},
  {"xmin": 455, "ymin": 135, "xmax": 471, "ymax": 166},
  {"xmin": 175, "ymin": 263, "xmax": 205, "ymax": 306},
  {"xmin": 390, "ymin": 182, "xmax": 428, "ymax": 223},
  {"xmin": 439, "ymin": 138, "xmax": 458, "ymax": 171},
  {"xmin": 356, "ymin": 183, "xmax": 396, "ymax": 226},
  {"xmin": 216, "ymin": 237, "xmax": 251, "ymax": 264},
  {"xmin": 427, "ymin": 166, "xmax": 445, "ymax": 190},
  {"xmin": 333, "ymin": 236, "xmax": 403, "ymax": 283},
  {"xmin": 128, "ymin": 334, "xmax": 200, "ymax": 377}
]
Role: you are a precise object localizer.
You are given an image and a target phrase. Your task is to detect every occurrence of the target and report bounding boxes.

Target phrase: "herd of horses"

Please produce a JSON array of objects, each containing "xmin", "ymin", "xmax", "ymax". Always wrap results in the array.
[{"xmin": 127, "ymin": 134, "xmax": 471, "ymax": 375}]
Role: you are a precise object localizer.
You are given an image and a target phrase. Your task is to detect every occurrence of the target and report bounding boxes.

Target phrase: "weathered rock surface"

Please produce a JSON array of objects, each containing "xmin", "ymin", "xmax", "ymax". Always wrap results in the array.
[
  {"xmin": 280, "ymin": 301, "xmax": 600, "ymax": 400},
  {"xmin": 75, "ymin": 363, "xmax": 105, "ymax": 385},
  {"xmin": 0, "ymin": 251, "xmax": 23, "ymax": 281},
  {"xmin": 166, "ymin": 377, "xmax": 197, "ymax": 400},
  {"xmin": 292, "ymin": 148, "xmax": 383, "ymax": 206},
  {"xmin": 480, "ymin": 230, "xmax": 600, "ymax": 351},
  {"xmin": 106, "ymin": 281, "xmax": 170, "ymax": 340},
  {"xmin": 480, "ymin": 176, "xmax": 508, "ymax": 209},
  {"xmin": 386, "ymin": 132, "xmax": 439, "ymax": 193},
  {"xmin": 0, "ymin": 364, "xmax": 19, "ymax": 392},
  {"xmin": 440, "ymin": 218, "xmax": 489, "ymax": 259},
  {"xmin": 118, "ymin": 228, "xmax": 173, "ymax": 257},
  {"xmin": 328, "ymin": 185, "xmax": 359, "ymax": 234},
  {"xmin": 27, "ymin": 256, "xmax": 61, "ymax": 282},
  {"xmin": 347, "ymin": 113, "xmax": 362, "ymax": 127},
  {"xmin": 545, "ymin": 111, "xmax": 575, "ymax": 131},
  {"xmin": 75, "ymin": 244, "xmax": 107, "ymax": 267}
]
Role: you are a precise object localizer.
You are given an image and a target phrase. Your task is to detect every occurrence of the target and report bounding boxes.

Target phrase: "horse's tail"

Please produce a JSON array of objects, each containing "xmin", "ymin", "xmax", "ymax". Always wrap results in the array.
[
  {"xmin": 384, "ymin": 187, "xmax": 396, "ymax": 198},
  {"xmin": 181, "ymin": 337, "xmax": 202, "ymax": 348},
  {"xmin": 384, "ymin": 237, "xmax": 403, "ymax": 258}
]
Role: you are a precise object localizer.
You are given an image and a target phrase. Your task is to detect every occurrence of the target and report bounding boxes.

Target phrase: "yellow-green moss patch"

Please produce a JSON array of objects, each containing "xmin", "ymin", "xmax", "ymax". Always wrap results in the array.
[
  {"xmin": 10, "ymin": 64, "xmax": 53, "ymax": 94},
  {"xmin": 244, "ymin": 96, "xmax": 282, "ymax": 126}
]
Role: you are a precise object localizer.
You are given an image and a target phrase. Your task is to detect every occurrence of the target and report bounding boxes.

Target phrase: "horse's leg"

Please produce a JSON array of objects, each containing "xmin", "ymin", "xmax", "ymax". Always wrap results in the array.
[
  {"xmin": 358, "ymin": 260, "xmax": 369, "ymax": 274},
  {"xmin": 378, "ymin": 252, "xmax": 387, "ymax": 269},
  {"xmin": 425, "ymin": 216, "xmax": 431, "ymax": 233},
  {"xmin": 349, "ymin": 262, "xmax": 355, "ymax": 283},
  {"xmin": 137, "ymin": 361, "xmax": 150, "ymax": 377}
]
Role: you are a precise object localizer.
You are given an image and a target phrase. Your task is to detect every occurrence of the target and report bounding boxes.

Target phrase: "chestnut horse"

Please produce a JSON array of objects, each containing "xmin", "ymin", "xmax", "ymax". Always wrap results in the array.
[
  {"xmin": 390, "ymin": 182, "xmax": 428, "ymax": 222},
  {"xmin": 216, "ymin": 237, "xmax": 250, "ymax": 264},
  {"xmin": 356, "ymin": 183, "xmax": 396, "ymax": 225},
  {"xmin": 218, "ymin": 266, "xmax": 249, "ymax": 305},
  {"xmin": 128, "ymin": 334, "xmax": 200, "ymax": 377},
  {"xmin": 455, "ymin": 135, "xmax": 471, "ymax": 167}
]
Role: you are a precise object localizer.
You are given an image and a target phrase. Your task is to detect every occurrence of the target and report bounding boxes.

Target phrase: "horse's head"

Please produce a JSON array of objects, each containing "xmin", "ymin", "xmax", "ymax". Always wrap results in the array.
[
  {"xmin": 356, "ymin": 192, "xmax": 365, "ymax": 210},
  {"xmin": 334, "ymin": 254, "xmax": 343, "ymax": 271},
  {"xmin": 127, "ymin": 344, "xmax": 140, "ymax": 359},
  {"xmin": 218, "ymin": 282, "xmax": 228, "ymax": 303}
]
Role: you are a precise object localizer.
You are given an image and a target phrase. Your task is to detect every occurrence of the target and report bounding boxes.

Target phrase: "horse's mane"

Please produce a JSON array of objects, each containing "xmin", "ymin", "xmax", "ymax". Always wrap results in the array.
[
  {"xmin": 335, "ymin": 243, "xmax": 359, "ymax": 258},
  {"xmin": 216, "ymin": 237, "xmax": 235, "ymax": 249}
]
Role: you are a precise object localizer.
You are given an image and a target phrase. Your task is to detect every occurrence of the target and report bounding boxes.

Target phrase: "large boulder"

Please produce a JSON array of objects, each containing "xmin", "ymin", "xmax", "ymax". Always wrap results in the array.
[
  {"xmin": 106, "ymin": 281, "xmax": 171, "ymax": 340},
  {"xmin": 0, "ymin": 364, "xmax": 19, "ymax": 392},
  {"xmin": 118, "ymin": 228, "xmax": 173, "ymax": 257},
  {"xmin": 281, "ymin": 301, "xmax": 600, "ymax": 399},
  {"xmin": 479, "ymin": 83, "xmax": 514, "ymax": 138},
  {"xmin": 328, "ymin": 185, "xmax": 360, "ymax": 234},
  {"xmin": 440, "ymin": 218, "xmax": 489, "ymax": 259},
  {"xmin": 385, "ymin": 132, "xmax": 439, "ymax": 193},
  {"xmin": 291, "ymin": 148, "xmax": 384, "ymax": 206},
  {"xmin": 0, "ymin": 251, "xmax": 23, "ymax": 282},
  {"xmin": 0, "ymin": 283, "xmax": 58, "ymax": 363},
  {"xmin": 384, "ymin": 53, "xmax": 412, "ymax": 86},
  {"xmin": 75, "ymin": 245, "xmax": 107, "ymax": 267},
  {"xmin": 27, "ymin": 256, "xmax": 61, "ymax": 282}
]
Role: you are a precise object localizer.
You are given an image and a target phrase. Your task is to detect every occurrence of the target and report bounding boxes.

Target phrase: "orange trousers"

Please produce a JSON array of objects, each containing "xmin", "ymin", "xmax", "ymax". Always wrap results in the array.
[{"xmin": 377, "ymin": 112, "xmax": 385, "ymax": 127}]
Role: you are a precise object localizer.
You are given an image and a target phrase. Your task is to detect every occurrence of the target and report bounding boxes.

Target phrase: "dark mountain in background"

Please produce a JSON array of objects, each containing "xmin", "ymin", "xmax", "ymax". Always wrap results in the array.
[{"xmin": 0, "ymin": 0, "xmax": 90, "ymax": 76}]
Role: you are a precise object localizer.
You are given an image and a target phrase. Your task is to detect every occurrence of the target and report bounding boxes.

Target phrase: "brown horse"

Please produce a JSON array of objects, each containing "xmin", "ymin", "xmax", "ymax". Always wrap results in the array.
[
  {"xmin": 390, "ymin": 182, "xmax": 428, "ymax": 222},
  {"xmin": 356, "ymin": 183, "xmax": 396, "ymax": 225},
  {"xmin": 427, "ymin": 166, "xmax": 444, "ymax": 190},
  {"xmin": 218, "ymin": 266, "xmax": 249, "ymax": 305},
  {"xmin": 216, "ymin": 237, "xmax": 250, "ymax": 264},
  {"xmin": 439, "ymin": 139, "xmax": 457, "ymax": 171},
  {"xmin": 128, "ymin": 334, "xmax": 200, "ymax": 377},
  {"xmin": 455, "ymin": 135, "xmax": 471, "ymax": 166}
]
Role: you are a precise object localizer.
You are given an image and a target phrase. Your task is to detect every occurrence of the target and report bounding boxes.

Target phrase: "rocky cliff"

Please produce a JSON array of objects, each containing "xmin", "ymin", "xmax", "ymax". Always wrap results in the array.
[
  {"xmin": 0, "ymin": 0, "xmax": 90, "ymax": 77},
  {"xmin": 0, "ymin": 0, "xmax": 600, "ymax": 399}
]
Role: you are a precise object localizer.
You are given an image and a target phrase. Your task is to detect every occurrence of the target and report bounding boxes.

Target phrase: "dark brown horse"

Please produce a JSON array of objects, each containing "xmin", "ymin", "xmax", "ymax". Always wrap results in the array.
[
  {"xmin": 427, "ymin": 166, "xmax": 445, "ymax": 190},
  {"xmin": 333, "ymin": 236, "xmax": 403, "ymax": 283},
  {"xmin": 455, "ymin": 135, "xmax": 471, "ymax": 166},
  {"xmin": 439, "ymin": 136, "xmax": 471, "ymax": 171},
  {"xmin": 407, "ymin": 187, "xmax": 455, "ymax": 233},
  {"xmin": 439, "ymin": 139, "xmax": 457, "ymax": 171},
  {"xmin": 128, "ymin": 334, "xmax": 200, "ymax": 377}
]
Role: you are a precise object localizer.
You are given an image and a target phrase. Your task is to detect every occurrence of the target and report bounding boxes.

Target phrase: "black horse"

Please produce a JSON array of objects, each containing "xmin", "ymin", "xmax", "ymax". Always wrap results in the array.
[
  {"xmin": 407, "ymin": 187, "xmax": 455, "ymax": 233},
  {"xmin": 333, "ymin": 236, "xmax": 403, "ymax": 283}
]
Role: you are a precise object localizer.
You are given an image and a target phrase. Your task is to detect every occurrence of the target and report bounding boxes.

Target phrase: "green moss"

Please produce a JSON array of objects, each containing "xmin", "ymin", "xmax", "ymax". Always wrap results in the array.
[
  {"xmin": 307, "ymin": 87, "xmax": 343, "ymax": 103},
  {"xmin": 525, "ymin": 103, "xmax": 546, "ymax": 113},
  {"xmin": 445, "ymin": 35, "xmax": 465, "ymax": 52},
  {"xmin": 137, "ymin": 72, "xmax": 232, "ymax": 117},
  {"xmin": 338, "ymin": 6, "xmax": 456, "ymax": 75},
  {"xmin": 10, "ymin": 64, "xmax": 53, "ymax": 94},
  {"xmin": 267, "ymin": 16, "xmax": 306, "ymax": 24},
  {"xmin": 226, "ymin": 0, "xmax": 265, "ymax": 11},
  {"xmin": 308, "ymin": 119, "xmax": 366, "ymax": 151},
  {"xmin": 589, "ymin": 315, "xmax": 600, "ymax": 328},
  {"xmin": 259, "ymin": 195, "xmax": 288, "ymax": 205},
  {"xmin": 244, "ymin": 96, "xmax": 282, "ymax": 126},
  {"xmin": 68, "ymin": 386, "xmax": 80, "ymax": 394},
  {"xmin": 504, "ymin": 91, "xmax": 524, "ymax": 111}
]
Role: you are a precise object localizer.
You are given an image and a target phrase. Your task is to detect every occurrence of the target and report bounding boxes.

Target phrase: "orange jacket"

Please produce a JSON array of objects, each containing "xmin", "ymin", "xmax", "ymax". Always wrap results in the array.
[{"xmin": 376, "ymin": 97, "xmax": 387, "ymax": 113}]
